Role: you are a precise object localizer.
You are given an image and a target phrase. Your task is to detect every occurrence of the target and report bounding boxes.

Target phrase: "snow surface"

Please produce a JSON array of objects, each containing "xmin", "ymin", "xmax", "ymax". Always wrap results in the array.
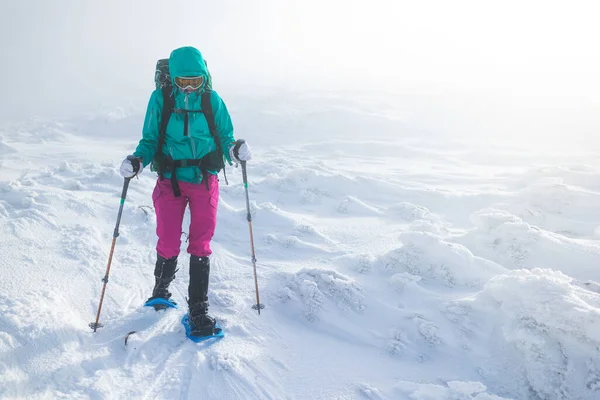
[{"xmin": 1, "ymin": 93, "xmax": 600, "ymax": 399}]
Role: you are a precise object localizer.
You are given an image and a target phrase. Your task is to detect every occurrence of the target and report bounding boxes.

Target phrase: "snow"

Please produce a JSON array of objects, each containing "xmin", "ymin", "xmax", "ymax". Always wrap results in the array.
[{"xmin": 2, "ymin": 93, "xmax": 600, "ymax": 400}]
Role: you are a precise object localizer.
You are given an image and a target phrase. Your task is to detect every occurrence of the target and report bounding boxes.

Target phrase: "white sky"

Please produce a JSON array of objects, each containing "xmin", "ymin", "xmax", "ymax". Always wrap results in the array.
[{"xmin": 1, "ymin": 0, "xmax": 599, "ymax": 143}]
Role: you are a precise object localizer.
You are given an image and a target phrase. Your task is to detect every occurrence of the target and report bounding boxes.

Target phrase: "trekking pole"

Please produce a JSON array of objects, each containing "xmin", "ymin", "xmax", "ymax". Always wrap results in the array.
[
  {"xmin": 240, "ymin": 158, "xmax": 265, "ymax": 315},
  {"xmin": 90, "ymin": 177, "xmax": 131, "ymax": 332}
]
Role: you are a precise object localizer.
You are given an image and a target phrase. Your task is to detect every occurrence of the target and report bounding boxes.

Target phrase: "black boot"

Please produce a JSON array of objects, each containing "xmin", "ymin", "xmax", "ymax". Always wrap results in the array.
[
  {"xmin": 188, "ymin": 255, "xmax": 220, "ymax": 336},
  {"xmin": 147, "ymin": 254, "xmax": 178, "ymax": 308}
]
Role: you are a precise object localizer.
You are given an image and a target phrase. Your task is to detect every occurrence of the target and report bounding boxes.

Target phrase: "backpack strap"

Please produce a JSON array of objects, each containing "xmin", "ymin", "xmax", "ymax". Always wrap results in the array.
[
  {"xmin": 156, "ymin": 89, "xmax": 227, "ymax": 197},
  {"xmin": 164, "ymin": 157, "xmax": 214, "ymax": 195},
  {"xmin": 201, "ymin": 90, "xmax": 228, "ymax": 184},
  {"xmin": 157, "ymin": 85, "xmax": 175, "ymax": 179}
]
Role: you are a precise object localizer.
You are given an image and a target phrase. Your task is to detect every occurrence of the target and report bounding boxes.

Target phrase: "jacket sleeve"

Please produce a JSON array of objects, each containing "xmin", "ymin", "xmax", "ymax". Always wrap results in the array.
[
  {"xmin": 134, "ymin": 90, "xmax": 162, "ymax": 167},
  {"xmin": 210, "ymin": 91, "xmax": 235, "ymax": 164}
]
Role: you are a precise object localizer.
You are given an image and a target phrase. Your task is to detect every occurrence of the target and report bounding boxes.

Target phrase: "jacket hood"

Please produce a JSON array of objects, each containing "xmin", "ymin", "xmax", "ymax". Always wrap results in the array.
[{"xmin": 168, "ymin": 47, "xmax": 208, "ymax": 83}]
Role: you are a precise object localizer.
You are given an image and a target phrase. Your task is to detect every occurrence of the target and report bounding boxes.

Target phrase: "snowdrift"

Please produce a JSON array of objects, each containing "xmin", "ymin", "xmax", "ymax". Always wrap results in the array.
[{"xmin": 2, "ymin": 100, "xmax": 600, "ymax": 399}]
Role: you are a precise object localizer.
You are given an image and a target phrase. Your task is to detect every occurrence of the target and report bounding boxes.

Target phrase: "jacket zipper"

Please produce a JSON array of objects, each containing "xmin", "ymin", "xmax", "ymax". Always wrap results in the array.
[{"xmin": 187, "ymin": 93, "xmax": 199, "ymax": 181}]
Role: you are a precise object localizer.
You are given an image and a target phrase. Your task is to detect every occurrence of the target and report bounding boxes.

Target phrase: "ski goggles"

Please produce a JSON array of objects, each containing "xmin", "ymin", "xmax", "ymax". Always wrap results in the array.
[{"xmin": 174, "ymin": 76, "xmax": 205, "ymax": 91}]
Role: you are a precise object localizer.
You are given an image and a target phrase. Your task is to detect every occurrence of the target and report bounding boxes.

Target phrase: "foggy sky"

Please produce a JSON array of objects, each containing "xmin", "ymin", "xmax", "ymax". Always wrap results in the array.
[{"xmin": 1, "ymin": 0, "xmax": 599, "ymax": 144}]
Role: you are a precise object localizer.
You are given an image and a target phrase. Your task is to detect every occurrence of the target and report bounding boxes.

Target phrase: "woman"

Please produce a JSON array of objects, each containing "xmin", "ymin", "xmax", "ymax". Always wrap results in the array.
[{"xmin": 119, "ymin": 46, "xmax": 251, "ymax": 337}]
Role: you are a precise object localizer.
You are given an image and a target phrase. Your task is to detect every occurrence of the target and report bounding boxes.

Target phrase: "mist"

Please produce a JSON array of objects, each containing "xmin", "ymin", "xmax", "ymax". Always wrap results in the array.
[{"xmin": 1, "ymin": 0, "xmax": 599, "ymax": 148}]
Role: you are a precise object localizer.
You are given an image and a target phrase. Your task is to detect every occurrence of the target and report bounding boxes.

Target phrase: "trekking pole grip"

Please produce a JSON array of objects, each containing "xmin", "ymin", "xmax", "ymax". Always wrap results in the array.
[
  {"xmin": 121, "ymin": 177, "xmax": 131, "ymax": 198},
  {"xmin": 114, "ymin": 178, "xmax": 131, "ymax": 238},
  {"xmin": 241, "ymin": 160, "xmax": 248, "ymax": 183},
  {"xmin": 241, "ymin": 161, "xmax": 251, "ymax": 222}
]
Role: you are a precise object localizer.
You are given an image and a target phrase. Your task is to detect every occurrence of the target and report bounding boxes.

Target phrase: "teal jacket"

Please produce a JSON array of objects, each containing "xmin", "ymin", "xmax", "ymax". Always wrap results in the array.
[{"xmin": 133, "ymin": 47, "xmax": 235, "ymax": 184}]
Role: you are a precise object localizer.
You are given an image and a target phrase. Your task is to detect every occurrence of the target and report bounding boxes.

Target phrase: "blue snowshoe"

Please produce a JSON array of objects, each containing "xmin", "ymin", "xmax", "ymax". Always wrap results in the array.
[
  {"xmin": 144, "ymin": 297, "xmax": 178, "ymax": 311},
  {"xmin": 182, "ymin": 256, "xmax": 224, "ymax": 342},
  {"xmin": 145, "ymin": 255, "xmax": 179, "ymax": 311},
  {"xmin": 181, "ymin": 313, "xmax": 224, "ymax": 342}
]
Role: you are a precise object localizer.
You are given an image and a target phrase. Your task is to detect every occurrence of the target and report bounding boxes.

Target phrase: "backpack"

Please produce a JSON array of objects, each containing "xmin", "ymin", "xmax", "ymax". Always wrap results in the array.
[{"xmin": 151, "ymin": 58, "xmax": 225, "ymax": 197}]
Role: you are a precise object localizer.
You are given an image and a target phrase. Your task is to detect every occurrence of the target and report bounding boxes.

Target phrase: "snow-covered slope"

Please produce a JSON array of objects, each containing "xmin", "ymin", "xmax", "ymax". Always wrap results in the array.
[{"xmin": 1, "ymin": 94, "xmax": 600, "ymax": 399}]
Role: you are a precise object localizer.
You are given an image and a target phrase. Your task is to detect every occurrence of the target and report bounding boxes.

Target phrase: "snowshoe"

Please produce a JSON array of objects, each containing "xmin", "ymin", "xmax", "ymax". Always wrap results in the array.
[
  {"xmin": 181, "ymin": 313, "xmax": 224, "ymax": 342},
  {"xmin": 145, "ymin": 254, "xmax": 178, "ymax": 310},
  {"xmin": 144, "ymin": 296, "xmax": 178, "ymax": 311}
]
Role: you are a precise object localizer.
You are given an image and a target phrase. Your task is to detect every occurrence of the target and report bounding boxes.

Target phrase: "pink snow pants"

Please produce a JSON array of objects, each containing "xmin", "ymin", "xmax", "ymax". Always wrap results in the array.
[{"xmin": 152, "ymin": 175, "xmax": 219, "ymax": 259}]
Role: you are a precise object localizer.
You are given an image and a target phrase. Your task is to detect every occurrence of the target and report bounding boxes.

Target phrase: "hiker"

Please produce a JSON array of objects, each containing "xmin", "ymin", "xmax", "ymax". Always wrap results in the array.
[{"xmin": 119, "ymin": 46, "xmax": 252, "ymax": 337}]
